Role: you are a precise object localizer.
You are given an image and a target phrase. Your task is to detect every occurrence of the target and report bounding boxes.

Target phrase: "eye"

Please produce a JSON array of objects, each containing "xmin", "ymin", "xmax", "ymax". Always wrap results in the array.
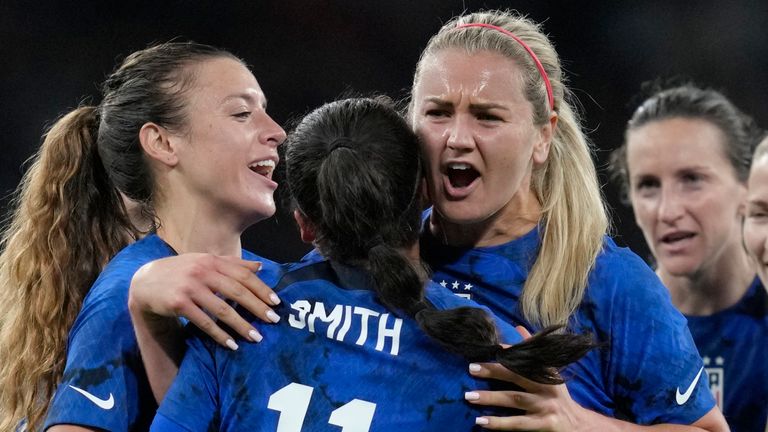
[
  {"xmin": 233, "ymin": 111, "xmax": 252, "ymax": 120},
  {"xmin": 476, "ymin": 112, "xmax": 502, "ymax": 121},
  {"xmin": 635, "ymin": 178, "xmax": 659, "ymax": 190},
  {"xmin": 681, "ymin": 172, "xmax": 702, "ymax": 183},
  {"xmin": 425, "ymin": 109, "xmax": 450, "ymax": 118}
]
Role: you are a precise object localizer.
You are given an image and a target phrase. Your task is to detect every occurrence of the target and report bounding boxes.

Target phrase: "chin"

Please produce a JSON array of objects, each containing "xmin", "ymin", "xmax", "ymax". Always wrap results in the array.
[{"xmin": 434, "ymin": 203, "xmax": 488, "ymax": 225}]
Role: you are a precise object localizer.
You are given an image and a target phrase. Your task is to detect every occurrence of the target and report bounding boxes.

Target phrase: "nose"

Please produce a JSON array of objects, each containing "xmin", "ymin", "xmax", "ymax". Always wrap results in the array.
[
  {"xmin": 256, "ymin": 111, "xmax": 287, "ymax": 148},
  {"xmin": 657, "ymin": 186, "xmax": 684, "ymax": 224},
  {"xmin": 446, "ymin": 114, "xmax": 475, "ymax": 152}
]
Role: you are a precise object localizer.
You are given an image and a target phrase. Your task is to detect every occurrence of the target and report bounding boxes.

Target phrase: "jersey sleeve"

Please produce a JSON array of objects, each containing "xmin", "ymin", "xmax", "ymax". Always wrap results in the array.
[
  {"xmin": 596, "ymin": 250, "xmax": 715, "ymax": 424},
  {"xmin": 149, "ymin": 413, "xmax": 191, "ymax": 432},
  {"xmin": 43, "ymin": 278, "xmax": 151, "ymax": 431},
  {"xmin": 153, "ymin": 331, "xmax": 220, "ymax": 431},
  {"xmin": 424, "ymin": 282, "xmax": 523, "ymax": 345}
]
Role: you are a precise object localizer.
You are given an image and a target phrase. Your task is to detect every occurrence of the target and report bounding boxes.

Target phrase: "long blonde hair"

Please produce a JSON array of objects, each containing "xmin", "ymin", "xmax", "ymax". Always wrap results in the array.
[
  {"xmin": 0, "ymin": 107, "xmax": 136, "ymax": 430},
  {"xmin": 412, "ymin": 10, "xmax": 608, "ymax": 327}
]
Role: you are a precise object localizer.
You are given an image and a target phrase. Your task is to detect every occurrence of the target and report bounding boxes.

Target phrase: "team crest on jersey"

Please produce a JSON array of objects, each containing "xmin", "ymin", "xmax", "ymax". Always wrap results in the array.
[
  {"xmin": 703, "ymin": 356, "xmax": 724, "ymax": 409},
  {"xmin": 438, "ymin": 279, "xmax": 474, "ymax": 299}
]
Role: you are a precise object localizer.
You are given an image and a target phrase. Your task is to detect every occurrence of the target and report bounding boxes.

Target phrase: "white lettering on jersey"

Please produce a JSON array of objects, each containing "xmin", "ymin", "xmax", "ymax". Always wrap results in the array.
[{"xmin": 288, "ymin": 300, "xmax": 403, "ymax": 356}]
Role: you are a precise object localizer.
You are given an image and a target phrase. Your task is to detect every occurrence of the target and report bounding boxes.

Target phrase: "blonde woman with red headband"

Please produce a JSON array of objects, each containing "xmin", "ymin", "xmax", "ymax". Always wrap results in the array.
[{"xmin": 411, "ymin": 10, "xmax": 727, "ymax": 430}]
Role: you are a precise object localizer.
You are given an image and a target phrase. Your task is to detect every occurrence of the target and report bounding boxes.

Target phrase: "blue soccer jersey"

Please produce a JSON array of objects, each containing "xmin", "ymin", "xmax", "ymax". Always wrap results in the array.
[
  {"xmin": 152, "ymin": 259, "xmax": 525, "ymax": 432},
  {"xmin": 420, "ymin": 223, "xmax": 716, "ymax": 425},
  {"xmin": 685, "ymin": 278, "xmax": 768, "ymax": 431},
  {"xmin": 43, "ymin": 234, "xmax": 281, "ymax": 431}
]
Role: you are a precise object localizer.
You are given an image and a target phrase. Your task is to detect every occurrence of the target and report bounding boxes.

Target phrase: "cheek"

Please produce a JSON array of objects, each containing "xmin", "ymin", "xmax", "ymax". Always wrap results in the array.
[
  {"xmin": 629, "ymin": 196, "xmax": 655, "ymax": 228},
  {"xmin": 743, "ymin": 223, "xmax": 765, "ymax": 258}
]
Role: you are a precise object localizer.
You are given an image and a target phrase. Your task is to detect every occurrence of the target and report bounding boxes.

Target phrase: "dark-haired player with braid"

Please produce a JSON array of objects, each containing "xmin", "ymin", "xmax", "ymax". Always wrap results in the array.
[{"xmin": 150, "ymin": 97, "xmax": 594, "ymax": 431}]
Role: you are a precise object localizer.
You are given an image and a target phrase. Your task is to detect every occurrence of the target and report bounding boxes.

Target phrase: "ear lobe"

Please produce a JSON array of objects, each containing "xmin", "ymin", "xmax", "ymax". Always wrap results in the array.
[
  {"xmin": 139, "ymin": 122, "xmax": 178, "ymax": 167},
  {"xmin": 293, "ymin": 209, "xmax": 316, "ymax": 243},
  {"xmin": 533, "ymin": 112, "xmax": 558, "ymax": 165}
]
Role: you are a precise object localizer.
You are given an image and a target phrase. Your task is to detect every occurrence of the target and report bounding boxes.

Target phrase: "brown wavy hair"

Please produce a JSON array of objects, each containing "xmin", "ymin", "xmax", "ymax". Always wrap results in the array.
[
  {"xmin": 0, "ymin": 41, "xmax": 238, "ymax": 431},
  {"xmin": 0, "ymin": 107, "xmax": 136, "ymax": 430}
]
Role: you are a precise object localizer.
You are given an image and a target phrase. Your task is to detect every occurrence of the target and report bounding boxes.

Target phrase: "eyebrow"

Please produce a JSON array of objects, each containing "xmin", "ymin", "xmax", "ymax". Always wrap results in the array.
[
  {"xmin": 423, "ymin": 97, "xmax": 509, "ymax": 111},
  {"xmin": 221, "ymin": 93, "xmax": 267, "ymax": 109},
  {"xmin": 748, "ymin": 199, "xmax": 768, "ymax": 209}
]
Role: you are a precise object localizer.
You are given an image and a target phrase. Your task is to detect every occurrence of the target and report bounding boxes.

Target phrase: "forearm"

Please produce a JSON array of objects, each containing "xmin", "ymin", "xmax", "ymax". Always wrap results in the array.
[
  {"xmin": 578, "ymin": 407, "xmax": 727, "ymax": 432},
  {"xmin": 128, "ymin": 301, "xmax": 185, "ymax": 403}
]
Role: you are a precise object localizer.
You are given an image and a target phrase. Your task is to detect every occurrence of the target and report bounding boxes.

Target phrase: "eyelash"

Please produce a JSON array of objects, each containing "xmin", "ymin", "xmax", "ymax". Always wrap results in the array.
[{"xmin": 233, "ymin": 111, "xmax": 251, "ymax": 119}]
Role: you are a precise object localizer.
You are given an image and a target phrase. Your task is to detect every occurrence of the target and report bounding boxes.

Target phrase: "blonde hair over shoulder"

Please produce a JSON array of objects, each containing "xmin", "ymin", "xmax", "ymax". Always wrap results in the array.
[{"xmin": 412, "ymin": 10, "xmax": 609, "ymax": 327}]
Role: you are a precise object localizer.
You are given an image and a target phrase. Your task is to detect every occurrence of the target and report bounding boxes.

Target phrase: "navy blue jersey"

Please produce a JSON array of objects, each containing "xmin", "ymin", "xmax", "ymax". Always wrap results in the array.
[
  {"xmin": 420, "ymin": 222, "xmax": 716, "ymax": 425},
  {"xmin": 686, "ymin": 278, "xmax": 768, "ymax": 431},
  {"xmin": 152, "ymin": 259, "xmax": 524, "ymax": 432},
  {"xmin": 43, "ymin": 234, "xmax": 281, "ymax": 431}
]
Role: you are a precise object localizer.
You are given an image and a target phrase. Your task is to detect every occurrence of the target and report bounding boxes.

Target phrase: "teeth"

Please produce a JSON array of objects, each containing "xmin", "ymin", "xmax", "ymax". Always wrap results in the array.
[
  {"xmin": 448, "ymin": 163, "xmax": 471, "ymax": 170},
  {"xmin": 250, "ymin": 160, "xmax": 275, "ymax": 169}
]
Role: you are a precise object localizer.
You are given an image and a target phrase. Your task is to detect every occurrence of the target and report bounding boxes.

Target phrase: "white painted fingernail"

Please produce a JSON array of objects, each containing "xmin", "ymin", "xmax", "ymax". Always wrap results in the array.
[
  {"xmin": 226, "ymin": 339, "xmax": 239, "ymax": 351},
  {"xmin": 266, "ymin": 310, "xmax": 281, "ymax": 323},
  {"xmin": 464, "ymin": 391, "xmax": 480, "ymax": 401},
  {"xmin": 475, "ymin": 417, "xmax": 489, "ymax": 425},
  {"xmin": 270, "ymin": 293, "xmax": 281, "ymax": 305},
  {"xmin": 249, "ymin": 329, "xmax": 263, "ymax": 343},
  {"xmin": 469, "ymin": 363, "xmax": 482, "ymax": 372}
]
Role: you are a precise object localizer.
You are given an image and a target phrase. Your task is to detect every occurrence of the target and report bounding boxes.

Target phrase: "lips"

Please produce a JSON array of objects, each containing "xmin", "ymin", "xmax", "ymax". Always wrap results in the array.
[
  {"xmin": 248, "ymin": 159, "xmax": 276, "ymax": 178},
  {"xmin": 660, "ymin": 231, "xmax": 695, "ymax": 244}
]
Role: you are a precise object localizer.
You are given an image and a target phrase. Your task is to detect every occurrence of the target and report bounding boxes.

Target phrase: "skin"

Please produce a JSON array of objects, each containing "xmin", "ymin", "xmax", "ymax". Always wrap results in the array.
[
  {"xmin": 626, "ymin": 117, "xmax": 753, "ymax": 315},
  {"xmin": 743, "ymin": 152, "xmax": 768, "ymax": 288},
  {"xmin": 410, "ymin": 49, "xmax": 554, "ymax": 248},
  {"xmin": 49, "ymin": 58, "xmax": 287, "ymax": 432}
]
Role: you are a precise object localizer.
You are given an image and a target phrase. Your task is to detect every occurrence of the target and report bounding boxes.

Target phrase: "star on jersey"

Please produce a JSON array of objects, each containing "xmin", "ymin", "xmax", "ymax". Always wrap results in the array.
[
  {"xmin": 442, "ymin": 280, "xmax": 474, "ymax": 295},
  {"xmin": 702, "ymin": 356, "xmax": 725, "ymax": 366}
]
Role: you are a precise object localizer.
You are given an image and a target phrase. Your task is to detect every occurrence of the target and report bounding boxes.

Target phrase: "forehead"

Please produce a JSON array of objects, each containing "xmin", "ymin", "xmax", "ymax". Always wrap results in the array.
[
  {"xmin": 187, "ymin": 57, "xmax": 264, "ymax": 106},
  {"xmin": 749, "ymin": 155, "xmax": 768, "ymax": 190},
  {"xmin": 414, "ymin": 48, "xmax": 526, "ymax": 103},
  {"xmin": 626, "ymin": 117, "xmax": 730, "ymax": 172}
]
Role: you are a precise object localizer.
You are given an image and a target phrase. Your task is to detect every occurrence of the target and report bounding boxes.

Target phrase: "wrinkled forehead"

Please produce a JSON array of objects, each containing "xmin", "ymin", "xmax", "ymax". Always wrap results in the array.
[{"xmin": 412, "ymin": 49, "xmax": 526, "ymax": 102}]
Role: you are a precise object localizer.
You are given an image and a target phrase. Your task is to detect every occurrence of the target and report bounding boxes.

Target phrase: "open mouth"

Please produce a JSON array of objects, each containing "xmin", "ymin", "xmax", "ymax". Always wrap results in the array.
[
  {"xmin": 249, "ymin": 160, "xmax": 275, "ymax": 178},
  {"xmin": 661, "ymin": 232, "xmax": 695, "ymax": 244},
  {"xmin": 446, "ymin": 162, "xmax": 479, "ymax": 188}
]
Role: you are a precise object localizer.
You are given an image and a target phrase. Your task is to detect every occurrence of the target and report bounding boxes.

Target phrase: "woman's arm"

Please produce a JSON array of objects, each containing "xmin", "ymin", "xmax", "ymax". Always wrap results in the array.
[
  {"xmin": 466, "ymin": 362, "xmax": 728, "ymax": 432},
  {"xmin": 128, "ymin": 253, "xmax": 281, "ymax": 401}
]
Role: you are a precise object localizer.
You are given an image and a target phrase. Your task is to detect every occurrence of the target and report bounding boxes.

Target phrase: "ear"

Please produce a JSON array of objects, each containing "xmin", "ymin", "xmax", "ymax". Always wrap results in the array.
[
  {"xmin": 533, "ymin": 111, "xmax": 558, "ymax": 165},
  {"xmin": 139, "ymin": 122, "xmax": 179, "ymax": 167},
  {"xmin": 293, "ymin": 209, "xmax": 316, "ymax": 244}
]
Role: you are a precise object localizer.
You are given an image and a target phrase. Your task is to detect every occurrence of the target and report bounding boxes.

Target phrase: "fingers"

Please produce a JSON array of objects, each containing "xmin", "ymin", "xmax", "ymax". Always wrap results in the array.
[
  {"xmin": 475, "ymin": 415, "xmax": 545, "ymax": 430},
  {"xmin": 215, "ymin": 257, "xmax": 282, "ymax": 309},
  {"xmin": 464, "ymin": 389, "xmax": 537, "ymax": 410},
  {"xmin": 515, "ymin": 325, "xmax": 532, "ymax": 339},
  {"xmin": 469, "ymin": 363, "xmax": 542, "ymax": 391},
  {"xmin": 204, "ymin": 270, "xmax": 281, "ymax": 325},
  {"xmin": 178, "ymin": 300, "xmax": 244, "ymax": 350}
]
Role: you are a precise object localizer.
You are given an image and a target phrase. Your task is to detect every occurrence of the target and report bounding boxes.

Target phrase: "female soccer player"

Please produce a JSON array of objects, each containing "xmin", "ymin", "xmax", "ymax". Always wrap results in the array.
[
  {"xmin": 150, "ymin": 96, "xmax": 594, "ymax": 431},
  {"xmin": 410, "ymin": 11, "xmax": 727, "ymax": 430},
  {"xmin": 0, "ymin": 42, "xmax": 285, "ymax": 431},
  {"xmin": 743, "ymin": 135, "xmax": 768, "ymax": 432},
  {"xmin": 611, "ymin": 83, "xmax": 766, "ymax": 431}
]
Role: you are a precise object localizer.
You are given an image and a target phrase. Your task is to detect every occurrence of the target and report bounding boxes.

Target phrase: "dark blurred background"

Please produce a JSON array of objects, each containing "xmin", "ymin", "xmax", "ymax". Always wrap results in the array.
[{"xmin": 1, "ymin": 0, "xmax": 766, "ymax": 264}]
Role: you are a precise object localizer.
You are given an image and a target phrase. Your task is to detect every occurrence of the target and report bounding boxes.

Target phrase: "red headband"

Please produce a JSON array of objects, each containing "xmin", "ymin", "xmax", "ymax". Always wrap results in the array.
[{"xmin": 454, "ymin": 23, "xmax": 554, "ymax": 111}]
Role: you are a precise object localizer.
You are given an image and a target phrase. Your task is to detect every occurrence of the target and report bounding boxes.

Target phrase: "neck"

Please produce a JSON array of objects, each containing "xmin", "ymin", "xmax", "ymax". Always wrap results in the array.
[
  {"xmin": 431, "ymin": 189, "xmax": 542, "ymax": 247},
  {"xmin": 658, "ymin": 242, "xmax": 755, "ymax": 316},
  {"xmin": 153, "ymin": 198, "xmax": 244, "ymax": 257}
]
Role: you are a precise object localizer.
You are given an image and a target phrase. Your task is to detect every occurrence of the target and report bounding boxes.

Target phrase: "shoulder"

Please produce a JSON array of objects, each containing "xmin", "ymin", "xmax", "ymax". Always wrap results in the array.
[
  {"xmin": 78, "ymin": 235, "xmax": 174, "ymax": 310},
  {"xmin": 585, "ymin": 236, "xmax": 669, "ymax": 306},
  {"xmin": 241, "ymin": 249, "xmax": 283, "ymax": 287}
]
